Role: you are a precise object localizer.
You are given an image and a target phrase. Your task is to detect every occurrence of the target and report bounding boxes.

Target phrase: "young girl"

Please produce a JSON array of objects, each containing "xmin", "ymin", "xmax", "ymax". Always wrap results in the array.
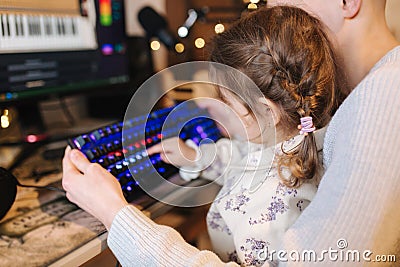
[
  {"xmin": 62, "ymin": 5, "xmax": 347, "ymax": 266},
  {"xmin": 146, "ymin": 5, "xmax": 346, "ymax": 266}
]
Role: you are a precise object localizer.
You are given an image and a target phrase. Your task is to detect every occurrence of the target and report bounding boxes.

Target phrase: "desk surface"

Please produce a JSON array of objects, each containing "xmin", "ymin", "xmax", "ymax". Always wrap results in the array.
[
  {"xmin": 0, "ymin": 144, "xmax": 108, "ymax": 267},
  {"xmin": 0, "ymin": 144, "xmax": 220, "ymax": 267}
]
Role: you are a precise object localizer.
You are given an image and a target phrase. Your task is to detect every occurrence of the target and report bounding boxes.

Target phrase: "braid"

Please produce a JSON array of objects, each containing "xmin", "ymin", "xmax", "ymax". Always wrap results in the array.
[
  {"xmin": 258, "ymin": 8, "xmax": 334, "ymax": 187},
  {"xmin": 273, "ymin": 64, "xmax": 321, "ymax": 187}
]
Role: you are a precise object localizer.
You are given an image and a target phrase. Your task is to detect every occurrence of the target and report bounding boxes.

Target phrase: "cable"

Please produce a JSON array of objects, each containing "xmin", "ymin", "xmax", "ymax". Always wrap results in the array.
[
  {"xmin": 0, "ymin": 167, "xmax": 65, "ymax": 220},
  {"xmin": 0, "ymin": 166, "xmax": 65, "ymax": 193},
  {"xmin": 17, "ymin": 182, "xmax": 66, "ymax": 193}
]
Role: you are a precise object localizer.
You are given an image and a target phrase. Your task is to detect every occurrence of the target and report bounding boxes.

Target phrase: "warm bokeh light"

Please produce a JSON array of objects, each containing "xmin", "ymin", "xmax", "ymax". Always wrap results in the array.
[
  {"xmin": 150, "ymin": 40, "xmax": 161, "ymax": 51},
  {"xmin": 250, "ymin": 0, "xmax": 260, "ymax": 3},
  {"xmin": 248, "ymin": 3, "xmax": 258, "ymax": 9},
  {"xmin": 0, "ymin": 111, "xmax": 9, "ymax": 128},
  {"xmin": 194, "ymin": 38, "xmax": 205, "ymax": 49},
  {"xmin": 214, "ymin": 23, "xmax": 225, "ymax": 34},
  {"xmin": 175, "ymin": 43, "xmax": 185, "ymax": 53}
]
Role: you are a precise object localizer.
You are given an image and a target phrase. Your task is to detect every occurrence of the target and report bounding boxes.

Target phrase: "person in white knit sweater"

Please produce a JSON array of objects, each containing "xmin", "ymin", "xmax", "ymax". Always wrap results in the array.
[{"xmin": 62, "ymin": 0, "xmax": 400, "ymax": 266}]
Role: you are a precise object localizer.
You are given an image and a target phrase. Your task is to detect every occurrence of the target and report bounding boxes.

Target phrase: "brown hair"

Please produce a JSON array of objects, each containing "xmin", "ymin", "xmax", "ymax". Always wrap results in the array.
[{"xmin": 210, "ymin": 6, "xmax": 348, "ymax": 187}]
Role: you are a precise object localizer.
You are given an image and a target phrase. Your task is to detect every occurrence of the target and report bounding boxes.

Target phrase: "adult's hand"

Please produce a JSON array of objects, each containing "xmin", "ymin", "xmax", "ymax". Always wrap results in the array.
[{"xmin": 62, "ymin": 146, "xmax": 128, "ymax": 230}]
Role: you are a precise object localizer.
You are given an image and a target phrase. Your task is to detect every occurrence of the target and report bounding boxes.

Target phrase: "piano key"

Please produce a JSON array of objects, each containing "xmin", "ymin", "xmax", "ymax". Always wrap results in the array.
[
  {"xmin": 6, "ymin": 14, "xmax": 10, "ymax": 37},
  {"xmin": 44, "ymin": 16, "xmax": 52, "ymax": 35},
  {"xmin": 67, "ymin": 17, "xmax": 75, "ymax": 35},
  {"xmin": 27, "ymin": 16, "xmax": 33, "ymax": 35},
  {"xmin": 56, "ymin": 17, "xmax": 61, "ymax": 35},
  {"xmin": 63, "ymin": 17, "xmax": 69, "ymax": 35},
  {"xmin": 19, "ymin": 15, "xmax": 24, "ymax": 36},
  {"xmin": 9, "ymin": 14, "xmax": 17, "ymax": 38},
  {"xmin": 16, "ymin": 15, "xmax": 21, "ymax": 36},
  {"xmin": 51, "ymin": 16, "xmax": 57, "ymax": 36},
  {"xmin": 0, "ymin": 14, "xmax": 3, "ymax": 36},
  {"xmin": 21, "ymin": 14, "xmax": 28, "ymax": 36},
  {"xmin": 2, "ymin": 14, "xmax": 8, "ymax": 36},
  {"xmin": 71, "ymin": 18, "xmax": 76, "ymax": 35},
  {"xmin": 12, "ymin": 14, "xmax": 19, "ymax": 36},
  {"xmin": 61, "ymin": 17, "xmax": 66, "ymax": 35},
  {"xmin": 35, "ymin": 16, "xmax": 41, "ymax": 35}
]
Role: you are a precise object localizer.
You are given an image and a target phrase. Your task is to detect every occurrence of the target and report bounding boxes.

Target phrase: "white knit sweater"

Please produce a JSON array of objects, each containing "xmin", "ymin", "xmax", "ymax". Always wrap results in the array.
[{"xmin": 107, "ymin": 46, "xmax": 400, "ymax": 266}]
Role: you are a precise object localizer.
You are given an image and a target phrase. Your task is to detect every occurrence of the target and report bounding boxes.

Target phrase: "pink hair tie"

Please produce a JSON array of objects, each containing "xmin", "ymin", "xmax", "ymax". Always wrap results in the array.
[{"xmin": 298, "ymin": 116, "xmax": 316, "ymax": 136}]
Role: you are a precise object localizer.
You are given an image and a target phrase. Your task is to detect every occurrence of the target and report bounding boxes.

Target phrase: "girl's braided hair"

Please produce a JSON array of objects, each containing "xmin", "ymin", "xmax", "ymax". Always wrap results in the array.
[{"xmin": 210, "ymin": 5, "xmax": 348, "ymax": 187}]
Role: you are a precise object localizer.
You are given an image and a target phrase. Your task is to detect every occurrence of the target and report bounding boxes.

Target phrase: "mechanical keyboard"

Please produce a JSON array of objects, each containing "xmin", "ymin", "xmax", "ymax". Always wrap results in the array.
[{"xmin": 68, "ymin": 102, "xmax": 222, "ymax": 201}]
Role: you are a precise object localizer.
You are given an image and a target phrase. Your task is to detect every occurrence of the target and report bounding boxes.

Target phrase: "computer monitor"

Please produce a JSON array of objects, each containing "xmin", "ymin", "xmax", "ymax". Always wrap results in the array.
[
  {"xmin": 0, "ymin": 0, "xmax": 152, "ymax": 143},
  {"xmin": 0, "ymin": 0, "xmax": 157, "ymax": 144},
  {"xmin": 0, "ymin": 0, "xmax": 130, "ymax": 102}
]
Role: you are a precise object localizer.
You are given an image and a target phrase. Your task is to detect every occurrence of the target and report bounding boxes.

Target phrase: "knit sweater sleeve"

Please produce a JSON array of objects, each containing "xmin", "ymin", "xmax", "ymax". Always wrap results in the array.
[
  {"xmin": 279, "ymin": 54, "xmax": 400, "ymax": 265},
  {"xmin": 107, "ymin": 205, "xmax": 240, "ymax": 267}
]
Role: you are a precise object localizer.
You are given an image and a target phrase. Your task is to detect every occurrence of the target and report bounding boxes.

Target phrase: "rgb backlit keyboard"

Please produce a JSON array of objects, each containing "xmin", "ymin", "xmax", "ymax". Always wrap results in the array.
[{"xmin": 68, "ymin": 103, "xmax": 222, "ymax": 201}]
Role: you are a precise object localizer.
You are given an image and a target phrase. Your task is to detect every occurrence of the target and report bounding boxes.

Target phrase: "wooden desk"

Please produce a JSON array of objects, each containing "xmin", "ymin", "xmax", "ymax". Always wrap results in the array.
[{"xmin": 0, "ymin": 145, "xmax": 220, "ymax": 267}]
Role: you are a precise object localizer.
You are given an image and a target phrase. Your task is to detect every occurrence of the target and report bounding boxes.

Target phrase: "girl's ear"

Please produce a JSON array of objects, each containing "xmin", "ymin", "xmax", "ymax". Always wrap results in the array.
[
  {"xmin": 258, "ymin": 97, "xmax": 281, "ymax": 126},
  {"xmin": 342, "ymin": 0, "xmax": 362, "ymax": 19}
]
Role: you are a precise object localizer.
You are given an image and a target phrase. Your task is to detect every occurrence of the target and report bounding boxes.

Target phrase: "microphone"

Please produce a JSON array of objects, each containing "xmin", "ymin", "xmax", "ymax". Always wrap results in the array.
[
  {"xmin": 178, "ymin": 7, "xmax": 209, "ymax": 38},
  {"xmin": 0, "ymin": 167, "xmax": 65, "ymax": 220},
  {"xmin": 138, "ymin": 6, "xmax": 179, "ymax": 50}
]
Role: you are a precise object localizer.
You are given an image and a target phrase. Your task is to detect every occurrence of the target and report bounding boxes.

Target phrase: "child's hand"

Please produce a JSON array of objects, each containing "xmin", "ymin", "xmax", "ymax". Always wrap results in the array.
[{"xmin": 147, "ymin": 137, "xmax": 197, "ymax": 167}]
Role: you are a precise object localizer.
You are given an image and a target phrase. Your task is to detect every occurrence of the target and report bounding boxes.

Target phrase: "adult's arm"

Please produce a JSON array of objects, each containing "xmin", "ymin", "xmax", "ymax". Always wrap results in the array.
[
  {"xmin": 62, "ymin": 147, "xmax": 241, "ymax": 266},
  {"xmin": 279, "ymin": 67, "xmax": 400, "ymax": 265},
  {"xmin": 108, "ymin": 205, "xmax": 240, "ymax": 266}
]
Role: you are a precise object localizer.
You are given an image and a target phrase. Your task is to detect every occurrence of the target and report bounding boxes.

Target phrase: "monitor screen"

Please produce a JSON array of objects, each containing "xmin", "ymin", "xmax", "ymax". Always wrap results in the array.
[{"xmin": 0, "ymin": 0, "xmax": 129, "ymax": 104}]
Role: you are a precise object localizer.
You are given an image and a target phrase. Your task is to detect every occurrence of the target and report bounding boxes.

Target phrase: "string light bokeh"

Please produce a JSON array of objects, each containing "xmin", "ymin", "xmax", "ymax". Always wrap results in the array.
[{"xmin": 150, "ymin": 0, "xmax": 268, "ymax": 58}]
